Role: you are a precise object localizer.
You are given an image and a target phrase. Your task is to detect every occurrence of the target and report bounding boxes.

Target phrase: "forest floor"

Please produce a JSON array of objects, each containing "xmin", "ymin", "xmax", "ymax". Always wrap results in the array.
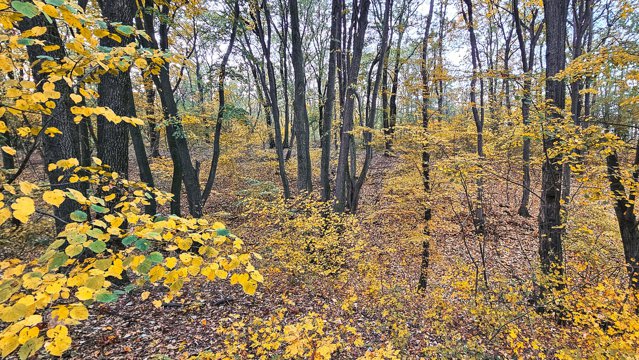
[{"xmin": 1, "ymin": 140, "xmax": 603, "ymax": 359}]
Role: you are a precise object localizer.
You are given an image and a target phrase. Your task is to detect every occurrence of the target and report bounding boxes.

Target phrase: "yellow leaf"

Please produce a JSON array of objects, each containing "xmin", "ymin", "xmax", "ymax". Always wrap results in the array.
[
  {"xmin": 11, "ymin": 197, "xmax": 35, "ymax": 223},
  {"xmin": 70, "ymin": 94, "xmax": 82, "ymax": 104},
  {"xmin": 19, "ymin": 181, "xmax": 38, "ymax": 195},
  {"xmin": 165, "ymin": 257, "xmax": 177, "ymax": 269},
  {"xmin": 2, "ymin": 146, "xmax": 16, "ymax": 156},
  {"xmin": 75, "ymin": 287, "xmax": 94, "ymax": 301},
  {"xmin": 0, "ymin": 334, "xmax": 19, "ymax": 358},
  {"xmin": 43, "ymin": 45, "xmax": 60, "ymax": 52},
  {"xmin": 45, "ymin": 325, "xmax": 71, "ymax": 357},
  {"xmin": 51, "ymin": 306, "xmax": 69, "ymax": 321},
  {"xmin": 0, "ymin": 207, "xmax": 11, "ymax": 226},
  {"xmin": 44, "ymin": 127, "xmax": 62, "ymax": 137},
  {"xmin": 43, "ymin": 189, "xmax": 65, "ymax": 207},
  {"xmin": 18, "ymin": 327, "xmax": 39, "ymax": 344},
  {"xmin": 141, "ymin": 291, "xmax": 150, "ymax": 301},
  {"xmin": 69, "ymin": 304, "xmax": 88, "ymax": 320},
  {"xmin": 134, "ymin": 58, "xmax": 147, "ymax": 68}
]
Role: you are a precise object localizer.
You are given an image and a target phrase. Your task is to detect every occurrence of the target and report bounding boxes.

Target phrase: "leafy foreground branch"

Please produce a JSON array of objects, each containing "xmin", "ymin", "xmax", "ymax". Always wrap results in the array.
[{"xmin": 0, "ymin": 161, "xmax": 262, "ymax": 358}]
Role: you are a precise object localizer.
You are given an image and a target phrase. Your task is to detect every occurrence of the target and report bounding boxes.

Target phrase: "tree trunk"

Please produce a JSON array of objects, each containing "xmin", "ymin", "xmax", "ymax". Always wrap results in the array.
[
  {"xmin": 145, "ymin": 80, "xmax": 161, "ymax": 158},
  {"xmin": 202, "ymin": 0, "xmax": 240, "ymax": 206},
  {"xmin": 138, "ymin": 1, "xmax": 203, "ymax": 217},
  {"xmin": 512, "ymin": 0, "xmax": 541, "ymax": 217},
  {"xmin": 462, "ymin": 0, "xmax": 486, "ymax": 236},
  {"xmin": 539, "ymin": 0, "xmax": 569, "ymax": 290},
  {"xmin": 320, "ymin": 0, "xmax": 340, "ymax": 201},
  {"xmin": 252, "ymin": 0, "xmax": 291, "ymax": 199},
  {"xmin": 606, "ymin": 148, "xmax": 639, "ymax": 289},
  {"xmin": 289, "ymin": 0, "xmax": 313, "ymax": 193},
  {"xmin": 418, "ymin": 0, "xmax": 435, "ymax": 291},
  {"xmin": 334, "ymin": 0, "xmax": 372, "ymax": 212},
  {"xmin": 96, "ymin": 0, "xmax": 134, "ymax": 179},
  {"xmin": 17, "ymin": 11, "xmax": 83, "ymax": 232}
]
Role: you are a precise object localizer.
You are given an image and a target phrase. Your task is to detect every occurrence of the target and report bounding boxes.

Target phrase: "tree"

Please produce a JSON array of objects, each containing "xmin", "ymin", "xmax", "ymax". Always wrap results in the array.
[
  {"xmin": 539, "ymin": 0, "xmax": 569, "ymax": 291},
  {"xmin": 16, "ymin": 4, "xmax": 83, "ymax": 231},
  {"xmin": 201, "ymin": 0, "xmax": 241, "ymax": 206},
  {"xmin": 418, "ymin": 0, "xmax": 435, "ymax": 291},
  {"xmin": 320, "ymin": 0, "xmax": 341, "ymax": 201},
  {"xmin": 289, "ymin": 0, "xmax": 313, "ymax": 193},
  {"xmin": 137, "ymin": 0, "xmax": 204, "ymax": 217},
  {"xmin": 512, "ymin": 0, "xmax": 543, "ymax": 217}
]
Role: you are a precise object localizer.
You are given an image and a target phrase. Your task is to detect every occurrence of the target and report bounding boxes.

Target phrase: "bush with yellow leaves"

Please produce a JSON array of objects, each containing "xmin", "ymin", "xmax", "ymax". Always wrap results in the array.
[
  {"xmin": 242, "ymin": 196, "xmax": 363, "ymax": 279},
  {"xmin": 0, "ymin": 160, "xmax": 262, "ymax": 358},
  {"xmin": 195, "ymin": 308, "xmax": 400, "ymax": 360}
]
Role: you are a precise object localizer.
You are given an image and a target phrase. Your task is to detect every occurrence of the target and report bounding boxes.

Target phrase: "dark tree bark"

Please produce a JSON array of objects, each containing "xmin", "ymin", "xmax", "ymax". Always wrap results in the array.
[
  {"xmin": 138, "ymin": 0, "xmax": 203, "ymax": 217},
  {"xmin": 145, "ymin": 80, "xmax": 161, "ymax": 158},
  {"xmin": 562, "ymin": 0, "xmax": 593, "ymax": 203},
  {"xmin": 17, "ymin": 10, "xmax": 83, "ymax": 231},
  {"xmin": 606, "ymin": 144, "xmax": 639, "ymax": 290},
  {"xmin": 96, "ymin": 0, "xmax": 134, "ymax": 179},
  {"xmin": 418, "ymin": 0, "xmax": 435, "ymax": 291},
  {"xmin": 202, "ymin": 0, "xmax": 240, "ymax": 206},
  {"xmin": 334, "ymin": 0, "xmax": 373, "ymax": 212},
  {"xmin": 435, "ymin": 0, "xmax": 447, "ymax": 118},
  {"xmin": 320, "ymin": 0, "xmax": 341, "ymax": 201},
  {"xmin": 289, "ymin": 0, "xmax": 313, "ymax": 193},
  {"xmin": 278, "ymin": 0, "xmax": 291, "ymax": 148},
  {"xmin": 97, "ymin": 0, "xmax": 156, "ymax": 214},
  {"xmin": 539, "ymin": 0, "xmax": 569, "ymax": 289},
  {"xmin": 512, "ymin": 0, "xmax": 542, "ymax": 217},
  {"xmin": 462, "ymin": 0, "xmax": 486, "ymax": 236},
  {"xmin": 251, "ymin": 0, "xmax": 291, "ymax": 199}
]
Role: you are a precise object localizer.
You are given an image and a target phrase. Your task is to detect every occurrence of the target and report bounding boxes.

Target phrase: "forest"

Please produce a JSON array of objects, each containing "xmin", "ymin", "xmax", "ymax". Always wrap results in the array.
[{"xmin": 0, "ymin": 0, "xmax": 638, "ymax": 358}]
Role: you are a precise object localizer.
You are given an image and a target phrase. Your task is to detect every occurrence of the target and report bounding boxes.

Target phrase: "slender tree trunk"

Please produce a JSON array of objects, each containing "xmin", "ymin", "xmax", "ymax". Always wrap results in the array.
[
  {"xmin": 252, "ymin": 0, "xmax": 291, "ymax": 199},
  {"xmin": 289, "ymin": 0, "xmax": 313, "ymax": 193},
  {"xmin": 512, "ymin": 0, "xmax": 541, "ymax": 217},
  {"xmin": 606, "ymin": 143, "xmax": 639, "ymax": 289},
  {"xmin": 138, "ymin": 1, "xmax": 203, "ymax": 217},
  {"xmin": 145, "ymin": 81, "xmax": 161, "ymax": 158},
  {"xmin": 462, "ymin": 0, "xmax": 486, "ymax": 236},
  {"xmin": 418, "ymin": 0, "xmax": 435, "ymax": 291},
  {"xmin": 202, "ymin": 0, "xmax": 240, "ymax": 206},
  {"xmin": 320, "ymin": 0, "xmax": 340, "ymax": 201},
  {"xmin": 334, "ymin": 0, "xmax": 372, "ymax": 212}
]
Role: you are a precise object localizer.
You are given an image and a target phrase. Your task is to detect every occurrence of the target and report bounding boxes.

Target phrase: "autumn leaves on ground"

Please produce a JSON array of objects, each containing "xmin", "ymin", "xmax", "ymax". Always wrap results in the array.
[{"xmin": 1, "ymin": 0, "xmax": 639, "ymax": 359}]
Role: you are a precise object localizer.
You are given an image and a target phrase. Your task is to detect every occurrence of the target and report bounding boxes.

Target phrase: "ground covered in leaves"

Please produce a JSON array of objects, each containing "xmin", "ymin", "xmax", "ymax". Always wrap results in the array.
[{"xmin": 4, "ymin": 130, "xmax": 638, "ymax": 359}]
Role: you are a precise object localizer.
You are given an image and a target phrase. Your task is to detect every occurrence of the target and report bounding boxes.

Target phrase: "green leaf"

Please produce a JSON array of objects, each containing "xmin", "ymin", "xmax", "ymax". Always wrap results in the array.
[
  {"xmin": 136, "ymin": 259, "xmax": 153, "ymax": 274},
  {"xmin": 95, "ymin": 292, "xmax": 118, "ymax": 303},
  {"xmin": 48, "ymin": 252, "xmax": 68, "ymax": 271},
  {"xmin": 88, "ymin": 240, "xmax": 107, "ymax": 253},
  {"xmin": 134, "ymin": 238, "xmax": 150, "ymax": 251},
  {"xmin": 86, "ymin": 228, "xmax": 104, "ymax": 238},
  {"xmin": 48, "ymin": 239, "xmax": 65, "ymax": 250},
  {"xmin": 115, "ymin": 24, "xmax": 135, "ymax": 36},
  {"xmin": 17, "ymin": 38, "xmax": 34, "ymax": 45},
  {"xmin": 146, "ymin": 252, "xmax": 163, "ymax": 264},
  {"xmin": 70, "ymin": 210, "xmax": 87, "ymax": 222},
  {"xmin": 94, "ymin": 258, "xmax": 112, "ymax": 270},
  {"xmin": 18, "ymin": 337, "xmax": 43, "ymax": 360},
  {"xmin": 45, "ymin": 0, "xmax": 64, "ymax": 5},
  {"xmin": 11, "ymin": 1, "xmax": 39, "ymax": 18},
  {"xmin": 216, "ymin": 228, "xmax": 230, "ymax": 237},
  {"xmin": 122, "ymin": 235, "xmax": 137, "ymax": 246},
  {"xmin": 91, "ymin": 204, "xmax": 108, "ymax": 214}
]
